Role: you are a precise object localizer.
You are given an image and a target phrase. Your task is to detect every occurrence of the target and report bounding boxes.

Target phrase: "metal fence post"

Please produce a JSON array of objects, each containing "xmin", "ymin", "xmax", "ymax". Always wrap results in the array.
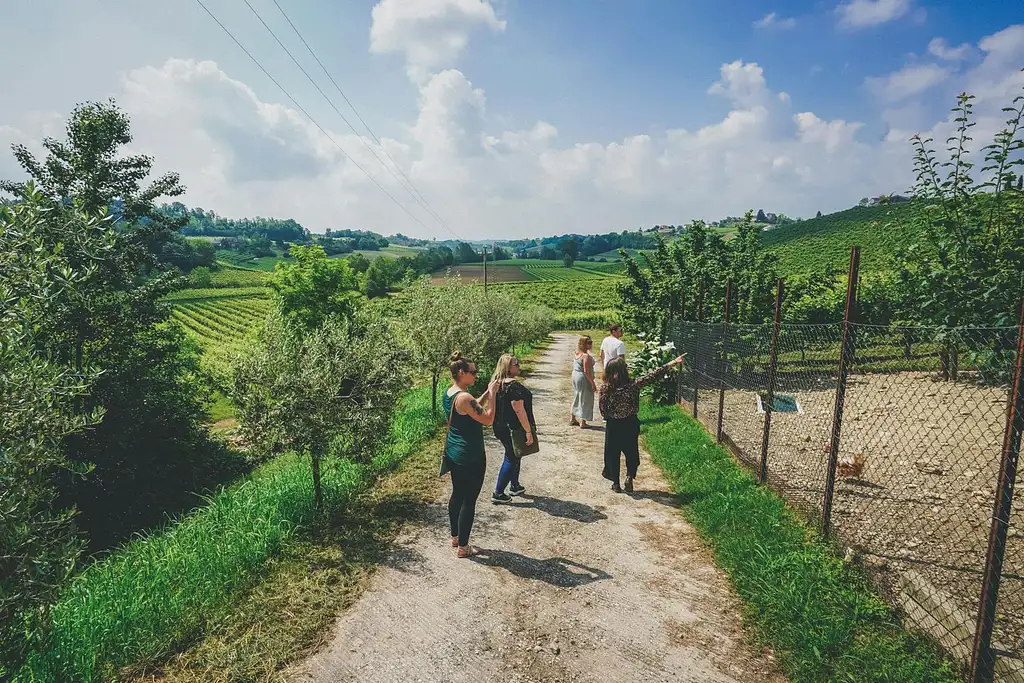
[
  {"xmin": 759, "ymin": 279, "xmax": 784, "ymax": 484},
  {"xmin": 821, "ymin": 246, "xmax": 860, "ymax": 538},
  {"xmin": 693, "ymin": 281, "xmax": 705, "ymax": 419},
  {"xmin": 716, "ymin": 279, "xmax": 733, "ymax": 443},
  {"xmin": 969, "ymin": 300, "xmax": 1024, "ymax": 683}
]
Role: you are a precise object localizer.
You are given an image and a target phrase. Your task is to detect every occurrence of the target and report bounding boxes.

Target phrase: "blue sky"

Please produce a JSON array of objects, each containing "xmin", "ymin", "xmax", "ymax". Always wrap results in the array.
[{"xmin": 1, "ymin": 0, "xmax": 1022, "ymax": 239}]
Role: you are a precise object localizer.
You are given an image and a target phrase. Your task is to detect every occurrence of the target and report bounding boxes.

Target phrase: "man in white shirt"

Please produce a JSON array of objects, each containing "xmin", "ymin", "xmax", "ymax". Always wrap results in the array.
[{"xmin": 599, "ymin": 324, "xmax": 626, "ymax": 370}]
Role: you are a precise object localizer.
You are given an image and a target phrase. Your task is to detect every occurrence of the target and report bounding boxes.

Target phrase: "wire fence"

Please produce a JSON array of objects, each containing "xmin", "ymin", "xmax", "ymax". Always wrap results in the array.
[{"xmin": 668, "ymin": 296, "xmax": 1024, "ymax": 682}]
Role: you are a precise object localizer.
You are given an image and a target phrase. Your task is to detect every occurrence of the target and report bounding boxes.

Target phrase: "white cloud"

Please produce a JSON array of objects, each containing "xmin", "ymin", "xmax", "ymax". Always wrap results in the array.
[
  {"xmin": 865, "ymin": 63, "xmax": 952, "ymax": 103},
  {"xmin": 928, "ymin": 37, "xmax": 974, "ymax": 61},
  {"xmin": 837, "ymin": 0, "xmax": 914, "ymax": 29},
  {"xmin": 754, "ymin": 12, "xmax": 797, "ymax": 30},
  {"xmin": 708, "ymin": 61, "xmax": 770, "ymax": 108},
  {"xmin": 369, "ymin": 0, "xmax": 505, "ymax": 83}
]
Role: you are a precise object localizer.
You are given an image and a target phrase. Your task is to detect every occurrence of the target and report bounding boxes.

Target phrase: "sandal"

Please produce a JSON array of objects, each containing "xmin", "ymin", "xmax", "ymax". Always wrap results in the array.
[
  {"xmin": 456, "ymin": 545, "xmax": 481, "ymax": 558},
  {"xmin": 451, "ymin": 536, "xmax": 459, "ymax": 548},
  {"xmin": 569, "ymin": 417, "xmax": 580, "ymax": 426}
]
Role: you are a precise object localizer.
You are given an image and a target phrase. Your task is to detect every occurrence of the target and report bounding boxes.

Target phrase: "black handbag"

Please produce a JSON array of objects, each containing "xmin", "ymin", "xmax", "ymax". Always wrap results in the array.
[{"xmin": 511, "ymin": 426, "xmax": 540, "ymax": 458}]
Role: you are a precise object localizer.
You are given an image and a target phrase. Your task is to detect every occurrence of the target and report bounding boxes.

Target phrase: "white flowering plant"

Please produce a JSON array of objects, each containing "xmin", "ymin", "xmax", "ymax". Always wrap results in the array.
[{"xmin": 628, "ymin": 333, "xmax": 679, "ymax": 404}]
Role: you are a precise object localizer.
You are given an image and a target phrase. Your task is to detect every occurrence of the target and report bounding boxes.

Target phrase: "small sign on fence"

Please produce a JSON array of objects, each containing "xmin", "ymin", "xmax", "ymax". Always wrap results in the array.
[{"xmin": 755, "ymin": 392, "xmax": 803, "ymax": 415}]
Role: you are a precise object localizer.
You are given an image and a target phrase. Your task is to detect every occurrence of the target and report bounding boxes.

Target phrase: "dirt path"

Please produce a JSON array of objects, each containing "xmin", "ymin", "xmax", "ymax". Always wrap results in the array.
[{"xmin": 291, "ymin": 334, "xmax": 784, "ymax": 683}]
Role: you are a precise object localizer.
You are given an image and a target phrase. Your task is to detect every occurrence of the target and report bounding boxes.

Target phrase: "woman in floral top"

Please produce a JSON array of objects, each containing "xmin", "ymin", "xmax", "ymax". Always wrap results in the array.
[{"xmin": 599, "ymin": 353, "xmax": 685, "ymax": 492}]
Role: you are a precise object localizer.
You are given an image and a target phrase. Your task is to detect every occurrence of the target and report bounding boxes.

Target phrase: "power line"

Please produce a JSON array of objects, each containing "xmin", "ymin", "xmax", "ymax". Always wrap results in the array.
[
  {"xmin": 194, "ymin": 0, "xmax": 437, "ymax": 235},
  {"xmin": 268, "ymin": 0, "xmax": 449, "ymax": 232},
  {"xmin": 240, "ymin": 0, "xmax": 462, "ymax": 241}
]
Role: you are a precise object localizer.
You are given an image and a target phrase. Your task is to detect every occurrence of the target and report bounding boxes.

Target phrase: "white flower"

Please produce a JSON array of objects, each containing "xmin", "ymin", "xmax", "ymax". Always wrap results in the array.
[
  {"xmin": 636, "ymin": 332, "xmax": 646, "ymax": 339},
  {"xmin": 659, "ymin": 342, "xmax": 676, "ymax": 351}
]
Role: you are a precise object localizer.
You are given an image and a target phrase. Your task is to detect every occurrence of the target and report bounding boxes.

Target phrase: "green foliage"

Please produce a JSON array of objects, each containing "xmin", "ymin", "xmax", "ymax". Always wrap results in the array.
[
  {"xmin": 640, "ymin": 402, "xmax": 958, "ymax": 683},
  {"xmin": 762, "ymin": 202, "xmax": 926, "ymax": 275},
  {"xmin": 628, "ymin": 334, "xmax": 679, "ymax": 404},
  {"xmin": 232, "ymin": 309, "xmax": 409, "ymax": 508},
  {"xmin": 397, "ymin": 275, "xmax": 554, "ymax": 414},
  {"xmin": 0, "ymin": 192, "xmax": 104, "ymax": 676},
  {"xmin": 270, "ymin": 244, "xmax": 361, "ymax": 330},
  {"xmin": 16, "ymin": 378, "xmax": 444, "ymax": 683},
  {"xmin": 619, "ymin": 211, "xmax": 777, "ymax": 341},
  {"xmin": 188, "ymin": 265, "xmax": 213, "ymax": 288},
  {"xmin": 897, "ymin": 85, "xmax": 1024, "ymax": 332}
]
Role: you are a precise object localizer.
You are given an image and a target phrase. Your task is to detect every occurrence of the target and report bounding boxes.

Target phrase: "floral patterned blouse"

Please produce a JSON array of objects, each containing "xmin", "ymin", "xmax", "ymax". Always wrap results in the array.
[{"xmin": 599, "ymin": 364, "xmax": 672, "ymax": 420}]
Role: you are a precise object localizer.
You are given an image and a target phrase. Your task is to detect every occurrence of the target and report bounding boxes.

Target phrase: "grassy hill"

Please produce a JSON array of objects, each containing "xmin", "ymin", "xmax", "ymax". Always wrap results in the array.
[{"xmin": 762, "ymin": 202, "xmax": 924, "ymax": 274}]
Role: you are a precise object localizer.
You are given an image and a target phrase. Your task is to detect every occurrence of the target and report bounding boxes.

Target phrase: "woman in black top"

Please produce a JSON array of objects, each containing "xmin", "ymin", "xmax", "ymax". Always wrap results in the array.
[
  {"xmin": 489, "ymin": 354, "xmax": 536, "ymax": 504},
  {"xmin": 599, "ymin": 354, "xmax": 685, "ymax": 493}
]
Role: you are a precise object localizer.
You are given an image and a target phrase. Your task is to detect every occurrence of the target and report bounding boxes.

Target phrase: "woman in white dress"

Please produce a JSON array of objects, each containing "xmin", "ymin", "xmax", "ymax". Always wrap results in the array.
[{"xmin": 570, "ymin": 335, "xmax": 597, "ymax": 428}]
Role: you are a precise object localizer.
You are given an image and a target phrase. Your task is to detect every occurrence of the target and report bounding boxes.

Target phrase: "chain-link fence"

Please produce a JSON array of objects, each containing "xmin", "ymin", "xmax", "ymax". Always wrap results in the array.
[{"xmin": 668, "ymin": 310, "xmax": 1024, "ymax": 682}]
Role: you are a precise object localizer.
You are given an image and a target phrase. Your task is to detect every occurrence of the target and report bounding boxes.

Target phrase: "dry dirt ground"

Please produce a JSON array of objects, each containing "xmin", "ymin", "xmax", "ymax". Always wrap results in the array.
[
  {"xmin": 289, "ymin": 334, "xmax": 784, "ymax": 683},
  {"xmin": 687, "ymin": 369, "xmax": 1024, "ymax": 671}
]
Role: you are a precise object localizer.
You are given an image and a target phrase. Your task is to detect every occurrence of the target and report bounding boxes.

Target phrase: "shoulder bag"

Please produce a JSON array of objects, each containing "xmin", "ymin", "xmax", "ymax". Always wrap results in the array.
[{"xmin": 438, "ymin": 391, "xmax": 462, "ymax": 478}]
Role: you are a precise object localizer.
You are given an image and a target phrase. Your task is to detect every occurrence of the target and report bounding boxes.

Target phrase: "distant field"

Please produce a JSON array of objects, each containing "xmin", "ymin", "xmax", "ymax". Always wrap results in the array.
[
  {"xmin": 521, "ymin": 264, "xmax": 614, "ymax": 281},
  {"xmin": 215, "ymin": 250, "xmax": 288, "ymax": 271},
  {"xmin": 350, "ymin": 245, "xmax": 423, "ymax": 259},
  {"xmin": 205, "ymin": 264, "xmax": 271, "ymax": 287},
  {"xmin": 432, "ymin": 264, "xmax": 534, "ymax": 283}
]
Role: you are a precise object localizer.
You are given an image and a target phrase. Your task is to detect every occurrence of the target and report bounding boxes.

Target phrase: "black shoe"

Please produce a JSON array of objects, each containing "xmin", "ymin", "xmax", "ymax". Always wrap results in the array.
[
  {"xmin": 611, "ymin": 482, "xmax": 622, "ymax": 493},
  {"xmin": 509, "ymin": 484, "xmax": 526, "ymax": 496},
  {"xmin": 624, "ymin": 476, "xmax": 634, "ymax": 492},
  {"xmin": 492, "ymin": 492, "xmax": 513, "ymax": 504}
]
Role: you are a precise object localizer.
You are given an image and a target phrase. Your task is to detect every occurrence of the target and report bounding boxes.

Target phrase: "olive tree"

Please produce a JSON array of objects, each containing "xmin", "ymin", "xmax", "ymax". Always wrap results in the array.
[
  {"xmin": 0, "ymin": 192, "xmax": 103, "ymax": 674},
  {"xmin": 231, "ymin": 309, "xmax": 408, "ymax": 511},
  {"xmin": 399, "ymin": 274, "xmax": 489, "ymax": 416}
]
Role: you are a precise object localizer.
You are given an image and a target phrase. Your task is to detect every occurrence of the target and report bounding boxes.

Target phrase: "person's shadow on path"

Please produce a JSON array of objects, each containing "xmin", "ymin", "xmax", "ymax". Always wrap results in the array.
[
  {"xmin": 511, "ymin": 495, "xmax": 607, "ymax": 523},
  {"xmin": 471, "ymin": 550, "xmax": 611, "ymax": 588}
]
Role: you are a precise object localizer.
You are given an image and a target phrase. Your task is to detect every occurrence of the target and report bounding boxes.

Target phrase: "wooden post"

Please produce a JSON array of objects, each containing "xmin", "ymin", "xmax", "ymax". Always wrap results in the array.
[
  {"xmin": 483, "ymin": 247, "xmax": 488, "ymax": 295},
  {"xmin": 693, "ymin": 281, "xmax": 705, "ymax": 419},
  {"xmin": 716, "ymin": 279, "xmax": 733, "ymax": 443},
  {"xmin": 821, "ymin": 246, "xmax": 860, "ymax": 538},
  {"xmin": 759, "ymin": 279, "xmax": 784, "ymax": 484},
  {"xmin": 969, "ymin": 300, "xmax": 1024, "ymax": 683}
]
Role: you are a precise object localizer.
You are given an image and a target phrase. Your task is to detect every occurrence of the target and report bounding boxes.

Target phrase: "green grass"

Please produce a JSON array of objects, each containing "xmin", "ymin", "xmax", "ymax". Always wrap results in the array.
[
  {"xmin": 202, "ymin": 264, "xmax": 272, "ymax": 288},
  {"xmin": 763, "ymin": 202, "xmax": 925, "ymax": 275},
  {"xmin": 639, "ymin": 401, "xmax": 958, "ymax": 683},
  {"xmin": 16, "ymin": 385, "xmax": 444, "ymax": 683},
  {"xmin": 519, "ymin": 264, "xmax": 616, "ymax": 281},
  {"xmin": 349, "ymin": 245, "xmax": 423, "ymax": 260},
  {"xmin": 214, "ymin": 250, "xmax": 289, "ymax": 272}
]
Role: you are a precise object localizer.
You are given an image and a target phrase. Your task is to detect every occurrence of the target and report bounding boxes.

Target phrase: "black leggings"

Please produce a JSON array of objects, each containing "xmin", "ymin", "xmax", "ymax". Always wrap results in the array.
[
  {"xmin": 603, "ymin": 416, "xmax": 640, "ymax": 485},
  {"xmin": 448, "ymin": 459, "xmax": 486, "ymax": 547}
]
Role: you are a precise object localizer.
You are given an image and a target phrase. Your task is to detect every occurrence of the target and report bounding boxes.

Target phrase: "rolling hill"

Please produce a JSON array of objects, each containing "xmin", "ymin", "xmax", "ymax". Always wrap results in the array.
[{"xmin": 762, "ymin": 202, "xmax": 925, "ymax": 274}]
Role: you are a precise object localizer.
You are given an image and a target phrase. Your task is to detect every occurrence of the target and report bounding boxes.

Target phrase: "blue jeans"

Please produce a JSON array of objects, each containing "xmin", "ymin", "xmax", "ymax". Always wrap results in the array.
[{"xmin": 494, "ymin": 431, "xmax": 522, "ymax": 494}]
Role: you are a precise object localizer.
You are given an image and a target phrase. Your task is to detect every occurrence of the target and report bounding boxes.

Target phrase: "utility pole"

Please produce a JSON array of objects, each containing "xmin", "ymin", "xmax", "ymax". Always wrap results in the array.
[{"xmin": 482, "ymin": 246, "xmax": 488, "ymax": 295}]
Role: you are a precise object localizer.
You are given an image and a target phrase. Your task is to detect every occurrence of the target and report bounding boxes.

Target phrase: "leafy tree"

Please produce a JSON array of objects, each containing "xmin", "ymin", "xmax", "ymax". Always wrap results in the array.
[
  {"xmin": 896, "ymin": 83, "xmax": 1024, "ymax": 377},
  {"xmin": 559, "ymin": 238, "xmax": 580, "ymax": 261},
  {"xmin": 456, "ymin": 241, "xmax": 479, "ymax": 264},
  {"xmin": 1, "ymin": 101, "xmax": 225, "ymax": 548},
  {"xmin": 756, "ymin": 209, "xmax": 768, "ymax": 222},
  {"xmin": 816, "ymin": 210, "xmax": 823, "ymax": 218},
  {"xmin": 0, "ymin": 191, "xmax": 103, "ymax": 674},
  {"xmin": 562, "ymin": 253, "xmax": 575, "ymax": 268},
  {"xmin": 346, "ymin": 251, "xmax": 371, "ymax": 273},
  {"xmin": 362, "ymin": 256, "xmax": 394, "ymax": 299},
  {"xmin": 271, "ymin": 245, "xmax": 361, "ymax": 330},
  {"xmin": 232, "ymin": 309, "xmax": 408, "ymax": 510}
]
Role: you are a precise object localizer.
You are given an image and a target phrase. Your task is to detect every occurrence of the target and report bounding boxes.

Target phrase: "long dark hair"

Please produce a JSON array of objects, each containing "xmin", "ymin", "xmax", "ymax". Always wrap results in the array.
[{"xmin": 602, "ymin": 356, "xmax": 630, "ymax": 390}]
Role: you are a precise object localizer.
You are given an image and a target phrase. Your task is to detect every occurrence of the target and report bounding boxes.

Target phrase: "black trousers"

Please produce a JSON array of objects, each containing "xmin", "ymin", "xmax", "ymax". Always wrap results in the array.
[
  {"xmin": 603, "ymin": 415, "xmax": 640, "ymax": 485},
  {"xmin": 447, "ymin": 458, "xmax": 485, "ymax": 547}
]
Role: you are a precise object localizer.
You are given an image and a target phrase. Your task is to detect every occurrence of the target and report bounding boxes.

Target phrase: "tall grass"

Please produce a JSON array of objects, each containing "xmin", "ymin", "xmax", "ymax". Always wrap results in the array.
[
  {"xmin": 17, "ymin": 386, "xmax": 441, "ymax": 682},
  {"xmin": 639, "ymin": 401, "xmax": 959, "ymax": 683}
]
